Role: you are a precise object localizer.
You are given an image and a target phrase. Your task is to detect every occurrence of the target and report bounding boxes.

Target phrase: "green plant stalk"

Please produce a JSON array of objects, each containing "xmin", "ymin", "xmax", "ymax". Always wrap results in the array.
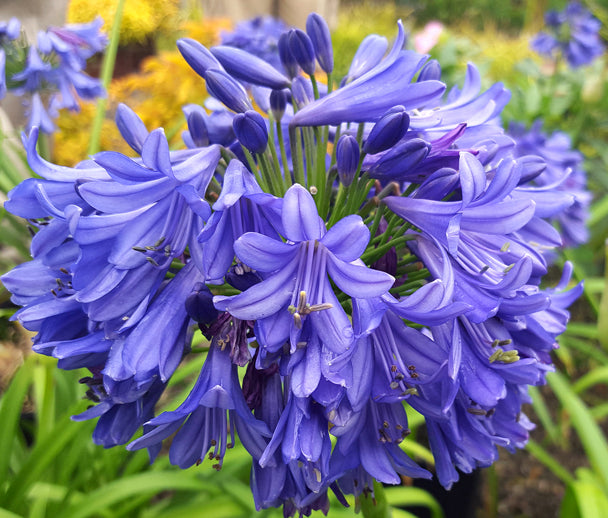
[
  {"xmin": 87, "ymin": 0, "xmax": 127, "ymax": 155},
  {"xmin": 526, "ymin": 439, "xmax": 575, "ymax": 485},
  {"xmin": 548, "ymin": 371, "xmax": 608, "ymax": 492},
  {"xmin": 276, "ymin": 121, "xmax": 292, "ymax": 190},
  {"xmin": 597, "ymin": 240, "xmax": 608, "ymax": 350}
]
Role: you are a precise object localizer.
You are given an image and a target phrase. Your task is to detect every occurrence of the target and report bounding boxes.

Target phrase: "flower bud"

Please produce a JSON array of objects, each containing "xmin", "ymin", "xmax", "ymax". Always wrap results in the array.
[
  {"xmin": 364, "ymin": 138, "xmax": 431, "ymax": 181},
  {"xmin": 336, "ymin": 134, "xmax": 360, "ymax": 187},
  {"xmin": 211, "ymin": 45, "xmax": 291, "ymax": 90},
  {"xmin": 115, "ymin": 103, "xmax": 148, "ymax": 153},
  {"xmin": 363, "ymin": 105, "xmax": 410, "ymax": 155},
  {"xmin": 417, "ymin": 59, "xmax": 442, "ymax": 82},
  {"xmin": 186, "ymin": 109, "xmax": 209, "ymax": 147},
  {"xmin": 288, "ymin": 29, "xmax": 316, "ymax": 76},
  {"xmin": 270, "ymin": 88, "xmax": 288, "ymax": 121},
  {"xmin": 306, "ymin": 13, "xmax": 333, "ymax": 73},
  {"xmin": 233, "ymin": 110, "xmax": 268, "ymax": 154},
  {"xmin": 278, "ymin": 32, "xmax": 299, "ymax": 78},
  {"xmin": 177, "ymin": 38, "xmax": 222, "ymax": 79},
  {"xmin": 185, "ymin": 282, "xmax": 218, "ymax": 325},
  {"xmin": 204, "ymin": 68, "xmax": 252, "ymax": 113}
]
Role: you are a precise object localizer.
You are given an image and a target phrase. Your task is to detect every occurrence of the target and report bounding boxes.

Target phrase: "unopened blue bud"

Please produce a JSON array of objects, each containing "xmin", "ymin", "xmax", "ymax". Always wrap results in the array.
[
  {"xmin": 278, "ymin": 32, "xmax": 299, "ymax": 78},
  {"xmin": 185, "ymin": 282, "xmax": 218, "ymax": 325},
  {"xmin": 417, "ymin": 59, "xmax": 442, "ymax": 82},
  {"xmin": 288, "ymin": 29, "xmax": 316, "ymax": 76},
  {"xmin": 336, "ymin": 134, "xmax": 360, "ymax": 187},
  {"xmin": 205, "ymin": 68, "xmax": 253, "ymax": 113},
  {"xmin": 363, "ymin": 105, "xmax": 410, "ymax": 155},
  {"xmin": 364, "ymin": 138, "xmax": 431, "ymax": 180},
  {"xmin": 233, "ymin": 110, "xmax": 268, "ymax": 154},
  {"xmin": 187, "ymin": 110, "xmax": 209, "ymax": 147},
  {"xmin": 115, "ymin": 103, "xmax": 148, "ymax": 154},
  {"xmin": 177, "ymin": 38, "xmax": 222, "ymax": 79},
  {"xmin": 270, "ymin": 89, "xmax": 288, "ymax": 121},
  {"xmin": 291, "ymin": 76, "xmax": 314, "ymax": 107},
  {"xmin": 306, "ymin": 13, "xmax": 333, "ymax": 73},
  {"xmin": 211, "ymin": 45, "xmax": 291, "ymax": 90}
]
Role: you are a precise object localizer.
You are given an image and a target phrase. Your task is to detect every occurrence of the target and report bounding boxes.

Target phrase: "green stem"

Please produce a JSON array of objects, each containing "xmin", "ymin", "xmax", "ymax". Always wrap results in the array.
[
  {"xmin": 276, "ymin": 121, "xmax": 292, "ymax": 189},
  {"xmin": 310, "ymin": 74, "xmax": 320, "ymax": 99},
  {"xmin": 88, "ymin": 0, "xmax": 126, "ymax": 155},
  {"xmin": 289, "ymin": 126, "xmax": 306, "ymax": 186}
]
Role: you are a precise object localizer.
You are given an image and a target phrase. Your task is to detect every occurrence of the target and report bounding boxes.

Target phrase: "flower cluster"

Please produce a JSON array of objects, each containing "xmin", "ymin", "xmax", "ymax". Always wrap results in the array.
[
  {"xmin": 509, "ymin": 120, "xmax": 590, "ymax": 248},
  {"xmin": 531, "ymin": 1, "xmax": 604, "ymax": 67},
  {"xmin": 3, "ymin": 13, "xmax": 583, "ymax": 515},
  {"xmin": 220, "ymin": 16, "xmax": 289, "ymax": 73},
  {"xmin": 0, "ymin": 17, "xmax": 106, "ymax": 133}
]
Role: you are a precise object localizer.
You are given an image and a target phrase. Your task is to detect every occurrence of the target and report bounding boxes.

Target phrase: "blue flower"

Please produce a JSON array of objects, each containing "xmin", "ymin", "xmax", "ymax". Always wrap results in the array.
[
  {"xmin": 510, "ymin": 120, "xmax": 590, "ymax": 248},
  {"xmin": 291, "ymin": 22, "xmax": 445, "ymax": 126},
  {"xmin": 220, "ymin": 16, "xmax": 288, "ymax": 73},
  {"xmin": 531, "ymin": 1, "xmax": 604, "ymax": 67},
  {"xmin": 214, "ymin": 184, "xmax": 394, "ymax": 355},
  {"xmin": 128, "ymin": 338, "xmax": 269, "ymax": 468}
]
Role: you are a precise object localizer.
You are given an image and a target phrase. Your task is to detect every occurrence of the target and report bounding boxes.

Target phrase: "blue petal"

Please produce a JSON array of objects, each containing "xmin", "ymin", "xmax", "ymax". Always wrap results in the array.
[
  {"xmin": 321, "ymin": 215, "xmax": 370, "ymax": 261},
  {"xmin": 214, "ymin": 261, "xmax": 297, "ymax": 320},
  {"xmin": 326, "ymin": 255, "xmax": 394, "ymax": 298},
  {"xmin": 282, "ymin": 184, "xmax": 325, "ymax": 242},
  {"xmin": 234, "ymin": 233, "xmax": 297, "ymax": 272}
]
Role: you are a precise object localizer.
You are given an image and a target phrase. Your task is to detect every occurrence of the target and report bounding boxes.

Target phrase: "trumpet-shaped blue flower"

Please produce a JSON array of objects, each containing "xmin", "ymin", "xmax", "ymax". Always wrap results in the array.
[{"xmin": 214, "ymin": 184, "xmax": 394, "ymax": 354}]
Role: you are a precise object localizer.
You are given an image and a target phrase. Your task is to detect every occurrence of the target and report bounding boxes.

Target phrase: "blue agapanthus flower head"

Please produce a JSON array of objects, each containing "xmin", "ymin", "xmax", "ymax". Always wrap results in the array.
[
  {"xmin": 2, "ymin": 12, "xmax": 584, "ymax": 517},
  {"xmin": 0, "ymin": 16, "xmax": 106, "ymax": 132},
  {"xmin": 531, "ymin": 1, "xmax": 604, "ymax": 67},
  {"xmin": 221, "ymin": 15, "xmax": 289, "ymax": 73}
]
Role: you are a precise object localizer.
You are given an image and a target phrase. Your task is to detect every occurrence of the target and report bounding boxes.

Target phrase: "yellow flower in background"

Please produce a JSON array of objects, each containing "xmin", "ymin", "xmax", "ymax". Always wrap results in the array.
[
  {"xmin": 53, "ymin": 18, "xmax": 231, "ymax": 165},
  {"xmin": 67, "ymin": 0, "xmax": 180, "ymax": 44}
]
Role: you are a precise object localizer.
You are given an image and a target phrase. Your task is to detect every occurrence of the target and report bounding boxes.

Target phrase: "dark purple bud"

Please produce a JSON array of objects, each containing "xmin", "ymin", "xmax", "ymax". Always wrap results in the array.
[
  {"xmin": 336, "ymin": 134, "xmax": 360, "ymax": 187},
  {"xmin": 417, "ymin": 59, "xmax": 442, "ymax": 82},
  {"xmin": 177, "ymin": 38, "xmax": 222, "ymax": 78},
  {"xmin": 186, "ymin": 110, "xmax": 209, "ymax": 147},
  {"xmin": 363, "ymin": 105, "xmax": 410, "ymax": 155},
  {"xmin": 306, "ymin": 13, "xmax": 333, "ymax": 74},
  {"xmin": 204, "ymin": 68, "xmax": 253, "ymax": 113},
  {"xmin": 210, "ymin": 45, "xmax": 291, "ymax": 90},
  {"xmin": 278, "ymin": 32, "xmax": 299, "ymax": 78},
  {"xmin": 288, "ymin": 29, "xmax": 316, "ymax": 76},
  {"xmin": 291, "ymin": 76, "xmax": 314, "ymax": 107},
  {"xmin": 225, "ymin": 264, "xmax": 262, "ymax": 291},
  {"xmin": 233, "ymin": 110, "xmax": 268, "ymax": 154},
  {"xmin": 364, "ymin": 138, "xmax": 431, "ymax": 181},
  {"xmin": 270, "ymin": 89, "xmax": 288, "ymax": 121},
  {"xmin": 346, "ymin": 34, "xmax": 388, "ymax": 83},
  {"xmin": 185, "ymin": 282, "xmax": 218, "ymax": 325}
]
